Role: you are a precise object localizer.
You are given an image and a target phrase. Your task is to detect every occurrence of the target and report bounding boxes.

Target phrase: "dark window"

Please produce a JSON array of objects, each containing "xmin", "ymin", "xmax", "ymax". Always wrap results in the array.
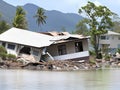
[
  {"xmin": 101, "ymin": 36, "xmax": 106, "ymax": 40},
  {"xmin": 58, "ymin": 45, "xmax": 67, "ymax": 55},
  {"xmin": 118, "ymin": 36, "xmax": 120, "ymax": 40},
  {"xmin": 75, "ymin": 42, "xmax": 83, "ymax": 52},
  {"xmin": 7, "ymin": 44, "xmax": 15, "ymax": 50},
  {"xmin": 101, "ymin": 36, "xmax": 109, "ymax": 40}
]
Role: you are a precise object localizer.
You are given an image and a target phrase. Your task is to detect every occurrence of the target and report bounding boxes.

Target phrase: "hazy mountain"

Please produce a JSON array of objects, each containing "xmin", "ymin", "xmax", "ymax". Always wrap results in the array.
[
  {"xmin": 0, "ymin": 0, "xmax": 83, "ymax": 32},
  {"xmin": 0, "ymin": 0, "xmax": 15, "ymax": 23}
]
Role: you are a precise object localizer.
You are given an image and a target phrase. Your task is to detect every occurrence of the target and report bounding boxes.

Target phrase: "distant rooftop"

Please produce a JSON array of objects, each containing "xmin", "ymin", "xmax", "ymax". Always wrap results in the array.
[{"xmin": 104, "ymin": 31, "xmax": 120, "ymax": 35}]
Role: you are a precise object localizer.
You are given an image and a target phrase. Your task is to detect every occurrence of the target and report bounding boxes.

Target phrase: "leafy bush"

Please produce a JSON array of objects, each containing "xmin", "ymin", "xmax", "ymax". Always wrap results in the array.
[
  {"xmin": 0, "ymin": 46, "xmax": 7, "ymax": 60},
  {"xmin": 89, "ymin": 50, "xmax": 96, "ymax": 56},
  {"xmin": 117, "ymin": 48, "xmax": 120, "ymax": 54},
  {"xmin": 0, "ymin": 46, "xmax": 16, "ymax": 60},
  {"xmin": 104, "ymin": 55, "xmax": 110, "ymax": 61},
  {"xmin": 7, "ymin": 54, "xmax": 16, "ymax": 60},
  {"xmin": 0, "ymin": 45, "xmax": 7, "ymax": 54},
  {"xmin": 97, "ymin": 52, "xmax": 102, "ymax": 59},
  {"xmin": 0, "ymin": 53, "xmax": 7, "ymax": 60}
]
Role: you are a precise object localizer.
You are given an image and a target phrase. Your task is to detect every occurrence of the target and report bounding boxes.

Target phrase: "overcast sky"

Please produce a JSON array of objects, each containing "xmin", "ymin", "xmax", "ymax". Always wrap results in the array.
[{"xmin": 3, "ymin": 0, "xmax": 120, "ymax": 16}]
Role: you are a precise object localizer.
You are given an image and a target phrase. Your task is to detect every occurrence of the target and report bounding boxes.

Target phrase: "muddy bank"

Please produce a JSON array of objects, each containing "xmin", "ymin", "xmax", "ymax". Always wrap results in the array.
[
  {"xmin": 0, "ymin": 56, "xmax": 120, "ymax": 71},
  {"xmin": 0, "ymin": 60, "xmax": 23, "ymax": 69},
  {"xmin": 0, "ymin": 60, "xmax": 91, "ymax": 71},
  {"xmin": 21, "ymin": 60, "xmax": 93, "ymax": 71}
]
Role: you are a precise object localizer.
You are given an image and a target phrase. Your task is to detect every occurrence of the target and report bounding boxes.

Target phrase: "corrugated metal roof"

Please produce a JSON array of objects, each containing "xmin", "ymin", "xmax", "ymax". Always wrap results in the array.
[{"xmin": 0, "ymin": 27, "xmax": 53, "ymax": 48}]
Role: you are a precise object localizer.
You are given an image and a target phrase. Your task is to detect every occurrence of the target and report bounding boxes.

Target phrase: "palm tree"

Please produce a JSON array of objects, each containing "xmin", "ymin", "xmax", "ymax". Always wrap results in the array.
[
  {"xmin": 0, "ymin": 13, "xmax": 10, "ymax": 34},
  {"xmin": 16, "ymin": 6, "xmax": 26, "ymax": 16},
  {"xmin": 13, "ymin": 6, "xmax": 27, "ymax": 29},
  {"xmin": 34, "ymin": 8, "xmax": 47, "ymax": 31},
  {"xmin": 0, "ymin": 20, "xmax": 10, "ymax": 34}
]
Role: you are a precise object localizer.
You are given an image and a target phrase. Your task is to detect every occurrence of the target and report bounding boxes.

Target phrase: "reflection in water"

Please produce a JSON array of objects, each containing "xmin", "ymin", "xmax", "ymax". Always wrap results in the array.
[
  {"xmin": 82, "ymin": 70, "xmax": 110, "ymax": 90},
  {"xmin": 0, "ymin": 69, "xmax": 120, "ymax": 90}
]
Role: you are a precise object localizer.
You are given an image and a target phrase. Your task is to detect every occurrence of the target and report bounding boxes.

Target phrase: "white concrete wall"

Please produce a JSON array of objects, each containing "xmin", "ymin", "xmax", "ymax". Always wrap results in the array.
[
  {"xmin": 6, "ymin": 43, "xmax": 18, "ymax": 56},
  {"xmin": 31, "ymin": 48, "xmax": 42, "ymax": 61},
  {"xmin": 0, "ymin": 42, "xmax": 44, "ymax": 61},
  {"xmin": 53, "ymin": 51, "xmax": 89, "ymax": 60},
  {"xmin": 82, "ymin": 39, "xmax": 89, "ymax": 51},
  {"xmin": 66, "ymin": 41, "xmax": 75, "ymax": 54},
  {"xmin": 109, "ymin": 35, "xmax": 120, "ymax": 48},
  {"xmin": 47, "ymin": 44, "xmax": 59, "ymax": 56},
  {"xmin": 100, "ymin": 35, "xmax": 120, "ymax": 48}
]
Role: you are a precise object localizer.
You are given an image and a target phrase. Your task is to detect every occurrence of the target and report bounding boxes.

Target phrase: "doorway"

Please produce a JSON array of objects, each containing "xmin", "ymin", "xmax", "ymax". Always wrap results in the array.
[{"xmin": 19, "ymin": 46, "xmax": 31, "ymax": 55}]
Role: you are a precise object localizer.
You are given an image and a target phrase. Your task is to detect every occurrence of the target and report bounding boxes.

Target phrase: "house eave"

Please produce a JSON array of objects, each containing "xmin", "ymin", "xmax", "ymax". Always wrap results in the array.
[{"xmin": 0, "ymin": 40, "xmax": 52, "ymax": 49}]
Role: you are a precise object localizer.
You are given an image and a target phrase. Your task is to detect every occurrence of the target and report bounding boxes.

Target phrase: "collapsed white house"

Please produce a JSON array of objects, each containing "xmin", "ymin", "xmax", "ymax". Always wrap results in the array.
[{"xmin": 0, "ymin": 27, "xmax": 90, "ymax": 61}]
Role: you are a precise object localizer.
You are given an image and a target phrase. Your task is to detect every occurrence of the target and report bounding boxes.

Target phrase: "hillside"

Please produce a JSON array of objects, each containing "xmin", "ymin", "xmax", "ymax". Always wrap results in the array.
[
  {"xmin": 0, "ymin": 0, "xmax": 15, "ymax": 23},
  {"xmin": 0, "ymin": 1, "xmax": 83, "ymax": 32}
]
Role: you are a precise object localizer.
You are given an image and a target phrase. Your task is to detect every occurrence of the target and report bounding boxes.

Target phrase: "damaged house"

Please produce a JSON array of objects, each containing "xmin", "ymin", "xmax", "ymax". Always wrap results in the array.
[{"xmin": 0, "ymin": 27, "xmax": 90, "ymax": 62}]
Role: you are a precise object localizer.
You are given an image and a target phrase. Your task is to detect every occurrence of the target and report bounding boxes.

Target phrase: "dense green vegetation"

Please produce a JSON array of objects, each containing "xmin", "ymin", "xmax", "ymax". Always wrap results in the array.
[
  {"xmin": 0, "ymin": 45, "xmax": 7, "ymax": 60},
  {"xmin": 117, "ymin": 48, "xmax": 120, "ymax": 54},
  {"xmin": 0, "ymin": 20, "xmax": 11, "ymax": 34},
  {"xmin": 0, "ymin": 13, "xmax": 11, "ymax": 34},
  {"xmin": 12, "ymin": 6, "xmax": 28, "ymax": 29},
  {"xmin": 0, "ymin": 46, "xmax": 16, "ymax": 60},
  {"xmin": 79, "ymin": 1, "xmax": 114, "ymax": 59}
]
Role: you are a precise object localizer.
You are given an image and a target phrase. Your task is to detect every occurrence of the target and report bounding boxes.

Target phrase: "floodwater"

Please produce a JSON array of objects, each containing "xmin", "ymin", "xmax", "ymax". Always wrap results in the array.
[{"xmin": 0, "ymin": 69, "xmax": 120, "ymax": 90}]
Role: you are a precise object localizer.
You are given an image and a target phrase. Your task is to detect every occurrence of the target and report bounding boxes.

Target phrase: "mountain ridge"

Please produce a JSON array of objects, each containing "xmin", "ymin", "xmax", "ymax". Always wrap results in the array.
[{"xmin": 0, "ymin": 1, "xmax": 83, "ymax": 32}]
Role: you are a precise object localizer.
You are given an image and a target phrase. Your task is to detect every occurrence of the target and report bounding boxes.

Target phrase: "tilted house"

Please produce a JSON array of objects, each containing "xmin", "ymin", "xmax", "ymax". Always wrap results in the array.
[
  {"xmin": 0, "ymin": 27, "xmax": 53, "ymax": 61},
  {"xmin": 0, "ymin": 28, "xmax": 90, "ymax": 61},
  {"xmin": 99, "ymin": 31, "xmax": 120, "ymax": 54},
  {"xmin": 42, "ymin": 31, "xmax": 90, "ymax": 60}
]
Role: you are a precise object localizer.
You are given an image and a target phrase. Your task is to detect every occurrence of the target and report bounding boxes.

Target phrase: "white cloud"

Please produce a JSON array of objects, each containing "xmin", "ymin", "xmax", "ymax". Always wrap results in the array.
[
  {"xmin": 94, "ymin": 0, "xmax": 102, "ymax": 6},
  {"xmin": 64, "ymin": 0, "xmax": 87, "ymax": 7},
  {"xmin": 65, "ymin": 0, "xmax": 80, "ymax": 5},
  {"xmin": 97, "ymin": 0, "xmax": 120, "ymax": 16}
]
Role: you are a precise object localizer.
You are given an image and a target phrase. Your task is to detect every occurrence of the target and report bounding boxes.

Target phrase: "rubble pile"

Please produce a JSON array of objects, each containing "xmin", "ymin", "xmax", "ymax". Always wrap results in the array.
[
  {"xmin": 16, "ymin": 60, "xmax": 99, "ymax": 71},
  {"xmin": 1, "ymin": 56, "xmax": 120, "ymax": 71},
  {"xmin": 0, "ymin": 60, "xmax": 23, "ymax": 69},
  {"xmin": 0, "ymin": 58, "xmax": 95, "ymax": 70}
]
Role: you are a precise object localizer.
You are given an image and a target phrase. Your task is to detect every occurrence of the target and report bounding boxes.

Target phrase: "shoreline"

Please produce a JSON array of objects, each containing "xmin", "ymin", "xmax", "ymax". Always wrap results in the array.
[{"xmin": 0, "ymin": 59, "xmax": 120, "ymax": 71}]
